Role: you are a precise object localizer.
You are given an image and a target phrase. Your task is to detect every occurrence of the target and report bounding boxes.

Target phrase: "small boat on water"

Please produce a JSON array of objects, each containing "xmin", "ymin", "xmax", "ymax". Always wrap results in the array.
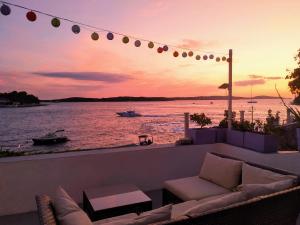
[
  {"xmin": 32, "ymin": 130, "xmax": 69, "ymax": 145},
  {"xmin": 116, "ymin": 110, "xmax": 142, "ymax": 117},
  {"xmin": 138, "ymin": 135, "xmax": 153, "ymax": 146}
]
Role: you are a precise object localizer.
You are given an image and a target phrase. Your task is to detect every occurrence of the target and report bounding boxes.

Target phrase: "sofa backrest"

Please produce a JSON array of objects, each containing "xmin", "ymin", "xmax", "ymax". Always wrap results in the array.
[
  {"xmin": 154, "ymin": 185, "xmax": 300, "ymax": 225},
  {"xmin": 211, "ymin": 152, "xmax": 300, "ymax": 183},
  {"xmin": 36, "ymin": 195, "xmax": 58, "ymax": 225}
]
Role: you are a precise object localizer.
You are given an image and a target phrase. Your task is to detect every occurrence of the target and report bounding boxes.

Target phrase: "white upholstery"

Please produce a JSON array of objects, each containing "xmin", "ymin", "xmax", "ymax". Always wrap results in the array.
[
  {"xmin": 164, "ymin": 176, "xmax": 230, "ymax": 201},
  {"xmin": 183, "ymin": 191, "xmax": 247, "ymax": 218},
  {"xmin": 171, "ymin": 200, "xmax": 198, "ymax": 219},
  {"xmin": 53, "ymin": 186, "xmax": 81, "ymax": 219},
  {"xmin": 93, "ymin": 213, "xmax": 138, "ymax": 225},
  {"xmin": 238, "ymin": 179, "xmax": 295, "ymax": 199},
  {"xmin": 199, "ymin": 153, "xmax": 242, "ymax": 189},
  {"xmin": 242, "ymin": 163, "xmax": 296, "ymax": 184},
  {"xmin": 99, "ymin": 205, "xmax": 172, "ymax": 225},
  {"xmin": 59, "ymin": 210, "xmax": 93, "ymax": 225}
]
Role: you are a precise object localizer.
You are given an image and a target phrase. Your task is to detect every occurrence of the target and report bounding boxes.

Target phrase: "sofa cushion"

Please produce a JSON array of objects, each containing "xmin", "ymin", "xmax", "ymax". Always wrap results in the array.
[
  {"xmin": 242, "ymin": 163, "xmax": 296, "ymax": 184},
  {"xmin": 53, "ymin": 186, "xmax": 81, "ymax": 219},
  {"xmin": 93, "ymin": 213, "xmax": 138, "ymax": 225},
  {"xmin": 164, "ymin": 176, "xmax": 230, "ymax": 201},
  {"xmin": 171, "ymin": 200, "xmax": 198, "ymax": 219},
  {"xmin": 99, "ymin": 205, "xmax": 172, "ymax": 225},
  {"xmin": 199, "ymin": 153, "xmax": 242, "ymax": 189},
  {"xmin": 183, "ymin": 191, "xmax": 247, "ymax": 218},
  {"xmin": 59, "ymin": 210, "xmax": 93, "ymax": 225},
  {"xmin": 238, "ymin": 179, "xmax": 295, "ymax": 199}
]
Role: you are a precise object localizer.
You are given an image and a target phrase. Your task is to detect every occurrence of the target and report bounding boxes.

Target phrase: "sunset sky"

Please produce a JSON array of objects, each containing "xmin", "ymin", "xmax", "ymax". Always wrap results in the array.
[{"xmin": 0, "ymin": 0, "xmax": 300, "ymax": 99}]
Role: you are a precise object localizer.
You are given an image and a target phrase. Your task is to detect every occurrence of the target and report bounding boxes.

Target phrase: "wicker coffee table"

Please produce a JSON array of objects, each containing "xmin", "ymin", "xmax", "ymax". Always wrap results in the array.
[{"xmin": 83, "ymin": 184, "xmax": 152, "ymax": 221}]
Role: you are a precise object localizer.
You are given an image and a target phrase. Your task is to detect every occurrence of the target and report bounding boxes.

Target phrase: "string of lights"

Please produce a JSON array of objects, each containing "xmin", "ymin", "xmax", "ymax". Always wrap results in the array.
[{"xmin": 0, "ymin": 1, "xmax": 229, "ymax": 62}]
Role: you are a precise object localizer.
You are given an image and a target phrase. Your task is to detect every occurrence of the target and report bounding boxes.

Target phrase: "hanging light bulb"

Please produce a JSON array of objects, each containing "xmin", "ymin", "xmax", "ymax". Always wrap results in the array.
[
  {"xmin": 0, "ymin": 4, "xmax": 11, "ymax": 16},
  {"xmin": 163, "ymin": 45, "xmax": 168, "ymax": 51},
  {"xmin": 203, "ymin": 55, "xmax": 208, "ymax": 60},
  {"xmin": 209, "ymin": 54, "xmax": 214, "ymax": 59},
  {"xmin": 216, "ymin": 57, "xmax": 221, "ymax": 62},
  {"xmin": 196, "ymin": 55, "xmax": 201, "ymax": 60},
  {"xmin": 188, "ymin": 51, "xmax": 193, "ymax": 57},
  {"xmin": 148, "ymin": 42, "xmax": 154, "ymax": 49},
  {"xmin": 157, "ymin": 47, "xmax": 163, "ymax": 53},
  {"xmin": 182, "ymin": 52, "xmax": 187, "ymax": 58},
  {"xmin": 222, "ymin": 56, "xmax": 227, "ymax": 61},
  {"xmin": 51, "ymin": 18, "xmax": 60, "ymax": 28},
  {"xmin": 91, "ymin": 32, "xmax": 99, "ymax": 41},
  {"xmin": 71, "ymin": 25, "xmax": 80, "ymax": 34},
  {"xmin": 122, "ymin": 36, "xmax": 129, "ymax": 44},
  {"xmin": 134, "ymin": 40, "xmax": 141, "ymax": 47},
  {"xmin": 26, "ymin": 11, "xmax": 37, "ymax": 22},
  {"xmin": 173, "ymin": 51, "xmax": 179, "ymax": 57},
  {"xmin": 107, "ymin": 32, "xmax": 114, "ymax": 40}
]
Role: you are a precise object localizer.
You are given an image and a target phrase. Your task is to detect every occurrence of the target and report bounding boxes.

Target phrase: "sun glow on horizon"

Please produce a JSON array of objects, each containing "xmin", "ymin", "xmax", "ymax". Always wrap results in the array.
[{"xmin": 0, "ymin": 0, "xmax": 299, "ymax": 99}]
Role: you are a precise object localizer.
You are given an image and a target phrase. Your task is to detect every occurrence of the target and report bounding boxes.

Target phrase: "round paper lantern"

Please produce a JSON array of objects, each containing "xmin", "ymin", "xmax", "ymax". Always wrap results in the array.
[
  {"xmin": 182, "ymin": 52, "xmax": 187, "ymax": 58},
  {"xmin": 71, "ymin": 25, "xmax": 80, "ymax": 34},
  {"xmin": 196, "ymin": 55, "xmax": 201, "ymax": 60},
  {"xmin": 188, "ymin": 51, "xmax": 193, "ymax": 57},
  {"xmin": 122, "ymin": 36, "xmax": 129, "ymax": 44},
  {"xmin": 203, "ymin": 55, "xmax": 208, "ymax": 60},
  {"xmin": 157, "ymin": 47, "xmax": 163, "ymax": 53},
  {"xmin": 107, "ymin": 32, "xmax": 114, "ymax": 40},
  {"xmin": 173, "ymin": 51, "xmax": 179, "ymax": 57},
  {"xmin": 91, "ymin": 32, "xmax": 99, "ymax": 41},
  {"xmin": 26, "ymin": 11, "xmax": 37, "ymax": 22},
  {"xmin": 163, "ymin": 45, "xmax": 168, "ymax": 51},
  {"xmin": 51, "ymin": 18, "xmax": 60, "ymax": 28},
  {"xmin": 209, "ymin": 54, "xmax": 214, "ymax": 59},
  {"xmin": 148, "ymin": 42, "xmax": 154, "ymax": 48},
  {"xmin": 216, "ymin": 57, "xmax": 221, "ymax": 62},
  {"xmin": 1, "ymin": 4, "xmax": 11, "ymax": 16},
  {"xmin": 134, "ymin": 40, "xmax": 141, "ymax": 47},
  {"xmin": 222, "ymin": 56, "xmax": 227, "ymax": 61}
]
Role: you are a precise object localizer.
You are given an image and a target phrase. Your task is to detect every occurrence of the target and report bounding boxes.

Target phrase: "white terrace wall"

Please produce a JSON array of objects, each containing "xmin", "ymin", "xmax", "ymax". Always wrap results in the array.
[{"xmin": 0, "ymin": 144, "xmax": 213, "ymax": 216}]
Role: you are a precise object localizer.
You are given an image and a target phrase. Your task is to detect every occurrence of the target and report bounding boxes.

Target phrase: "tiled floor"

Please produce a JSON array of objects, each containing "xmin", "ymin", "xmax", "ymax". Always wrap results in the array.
[{"xmin": 0, "ymin": 190, "xmax": 162, "ymax": 225}]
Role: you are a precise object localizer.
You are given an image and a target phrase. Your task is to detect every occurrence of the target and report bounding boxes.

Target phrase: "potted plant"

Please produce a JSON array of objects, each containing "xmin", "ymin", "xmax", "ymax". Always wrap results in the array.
[
  {"xmin": 187, "ymin": 113, "xmax": 215, "ymax": 144},
  {"xmin": 276, "ymin": 87, "xmax": 300, "ymax": 150},
  {"xmin": 243, "ymin": 112, "xmax": 280, "ymax": 153},
  {"xmin": 227, "ymin": 120, "xmax": 252, "ymax": 147}
]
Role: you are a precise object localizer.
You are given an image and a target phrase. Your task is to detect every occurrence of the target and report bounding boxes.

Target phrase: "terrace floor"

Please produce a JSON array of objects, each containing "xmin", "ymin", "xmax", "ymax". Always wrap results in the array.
[{"xmin": 0, "ymin": 190, "xmax": 163, "ymax": 225}]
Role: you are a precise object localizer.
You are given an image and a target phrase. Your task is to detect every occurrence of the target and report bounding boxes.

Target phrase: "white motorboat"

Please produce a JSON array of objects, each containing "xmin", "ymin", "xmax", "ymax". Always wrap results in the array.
[
  {"xmin": 116, "ymin": 110, "xmax": 142, "ymax": 117},
  {"xmin": 32, "ymin": 130, "xmax": 69, "ymax": 145}
]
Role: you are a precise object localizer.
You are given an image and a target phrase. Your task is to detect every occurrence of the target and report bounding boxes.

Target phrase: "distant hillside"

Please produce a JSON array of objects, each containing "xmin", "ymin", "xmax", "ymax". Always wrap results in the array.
[
  {"xmin": 0, "ymin": 91, "xmax": 40, "ymax": 105},
  {"xmin": 42, "ymin": 95, "xmax": 280, "ymax": 102}
]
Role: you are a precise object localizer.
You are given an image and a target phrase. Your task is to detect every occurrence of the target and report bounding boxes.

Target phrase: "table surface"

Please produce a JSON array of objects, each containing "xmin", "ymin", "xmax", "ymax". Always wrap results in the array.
[{"xmin": 84, "ymin": 184, "xmax": 152, "ymax": 211}]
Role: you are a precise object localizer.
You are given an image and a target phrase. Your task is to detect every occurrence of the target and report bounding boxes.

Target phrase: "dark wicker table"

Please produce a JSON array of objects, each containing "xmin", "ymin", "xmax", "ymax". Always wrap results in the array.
[{"xmin": 83, "ymin": 184, "xmax": 152, "ymax": 221}]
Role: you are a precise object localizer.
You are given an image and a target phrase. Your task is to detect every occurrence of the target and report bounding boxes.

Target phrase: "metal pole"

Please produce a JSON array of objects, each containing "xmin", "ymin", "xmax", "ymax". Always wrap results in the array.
[
  {"xmin": 228, "ymin": 49, "xmax": 233, "ymax": 129},
  {"xmin": 184, "ymin": 112, "xmax": 189, "ymax": 138}
]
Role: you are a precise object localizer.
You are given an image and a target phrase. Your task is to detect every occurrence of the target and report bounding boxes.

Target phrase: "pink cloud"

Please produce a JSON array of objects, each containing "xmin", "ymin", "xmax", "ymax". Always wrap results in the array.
[
  {"xmin": 235, "ymin": 79, "xmax": 265, "ymax": 86},
  {"xmin": 177, "ymin": 39, "xmax": 218, "ymax": 49}
]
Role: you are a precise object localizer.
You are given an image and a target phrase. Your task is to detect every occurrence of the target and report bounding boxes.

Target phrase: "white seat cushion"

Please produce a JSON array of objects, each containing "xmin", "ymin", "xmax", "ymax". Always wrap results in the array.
[
  {"xmin": 99, "ymin": 204, "xmax": 172, "ymax": 225},
  {"xmin": 93, "ymin": 213, "xmax": 138, "ymax": 225},
  {"xmin": 183, "ymin": 191, "xmax": 247, "ymax": 218},
  {"xmin": 164, "ymin": 176, "xmax": 230, "ymax": 201},
  {"xmin": 242, "ymin": 163, "xmax": 297, "ymax": 184},
  {"xmin": 53, "ymin": 186, "xmax": 81, "ymax": 219},
  {"xmin": 171, "ymin": 200, "xmax": 198, "ymax": 219},
  {"xmin": 59, "ymin": 210, "xmax": 93, "ymax": 225},
  {"xmin": 199, "ymin": 153, "xmax": 243, "ymax": 189}
]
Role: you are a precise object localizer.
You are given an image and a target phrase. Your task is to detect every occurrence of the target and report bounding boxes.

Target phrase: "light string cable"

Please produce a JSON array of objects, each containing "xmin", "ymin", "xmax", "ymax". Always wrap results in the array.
[{"xmin": 0, "ymin": 0, "xmax": 229, "ymax": 56}]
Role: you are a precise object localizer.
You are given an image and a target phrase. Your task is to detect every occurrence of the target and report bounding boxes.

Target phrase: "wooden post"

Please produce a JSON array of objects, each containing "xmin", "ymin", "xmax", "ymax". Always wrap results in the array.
[
  {"xmin": 184, "ymin": 112, "xmax": 189, "ymax": 138},
  {"xmin": 228, "ymin": 49, "xmax": 233, "ymax": 129},
  {"xmin": 287, "ymin": 108, "xmax": 292, "ymax": 124}
]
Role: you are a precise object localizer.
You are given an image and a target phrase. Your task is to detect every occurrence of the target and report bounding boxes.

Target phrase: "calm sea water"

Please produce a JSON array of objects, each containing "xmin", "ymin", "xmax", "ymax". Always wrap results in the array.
[{"xmin": 0, "ymin": 99, "xmax": 291, "ymax": 153}]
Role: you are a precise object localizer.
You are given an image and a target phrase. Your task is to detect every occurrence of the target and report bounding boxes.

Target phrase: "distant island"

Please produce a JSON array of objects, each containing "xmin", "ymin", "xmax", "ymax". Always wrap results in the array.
[
  {"xmin": 0, "ymin": 91, "xmax": 41, "ymax": 107},
  {"xmin": 42, "ymin": 95, "xmax": 281, "ymax": 102}
]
